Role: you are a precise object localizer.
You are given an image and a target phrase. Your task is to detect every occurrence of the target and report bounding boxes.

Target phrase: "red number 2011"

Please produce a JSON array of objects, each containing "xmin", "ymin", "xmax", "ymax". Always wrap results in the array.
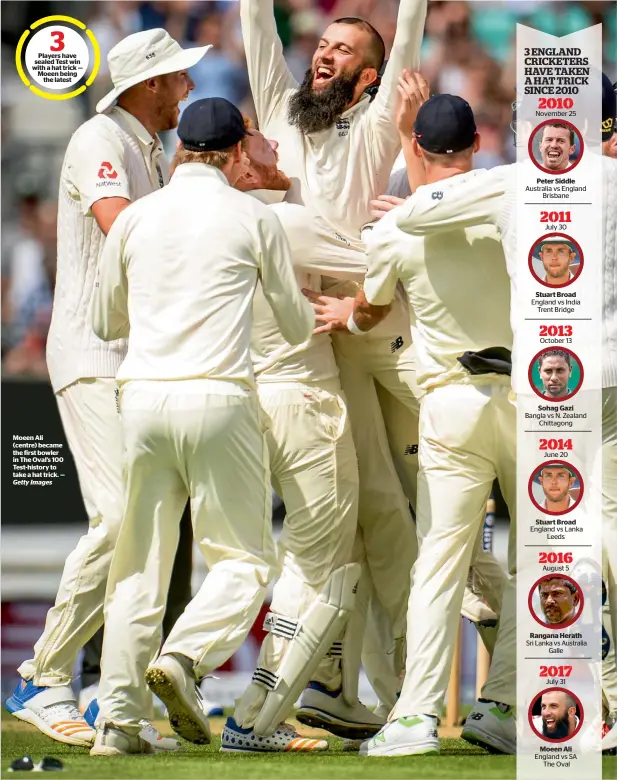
[
  {"xmin": 50, "ymin": 30, "xmax": 65, "ymax": 52},
  {"xmin": 540, "ymin": 211, "xmax": 571, "ymax": 222}
]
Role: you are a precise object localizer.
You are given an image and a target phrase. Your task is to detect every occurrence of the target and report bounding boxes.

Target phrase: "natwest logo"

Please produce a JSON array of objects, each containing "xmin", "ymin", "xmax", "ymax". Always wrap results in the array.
[{"xmin": 98, "ymin": 161, "xmax": 118, "ymax": 180}]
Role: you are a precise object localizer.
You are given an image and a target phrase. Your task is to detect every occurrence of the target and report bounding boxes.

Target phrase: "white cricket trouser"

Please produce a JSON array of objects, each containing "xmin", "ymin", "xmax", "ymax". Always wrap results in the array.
[
  {"xmin": 234, "ymin": 379, "xmax": 359, "ymax": 726},
  {"xmin": 97, "ymin": 379, "xmax": 276, "ymax": 731},
  {"xmin": 393, "ymin": 378, "xmax": 516, "ymax": 718},
  {"xmin": 19, "ymin": 378, "xmax": 124, "ymax": 686}
]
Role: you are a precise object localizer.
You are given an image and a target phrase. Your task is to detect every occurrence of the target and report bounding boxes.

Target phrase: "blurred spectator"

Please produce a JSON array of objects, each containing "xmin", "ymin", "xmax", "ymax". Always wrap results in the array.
[{"xmin": 2, "ymin": 200, "xmax": 57, "ymax": 378}]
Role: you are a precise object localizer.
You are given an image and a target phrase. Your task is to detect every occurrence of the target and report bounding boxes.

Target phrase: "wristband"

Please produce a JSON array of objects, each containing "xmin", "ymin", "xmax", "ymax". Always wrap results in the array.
[{"xmin": 347, "ymin": 312, "xmax": 366, "ymax": 336}]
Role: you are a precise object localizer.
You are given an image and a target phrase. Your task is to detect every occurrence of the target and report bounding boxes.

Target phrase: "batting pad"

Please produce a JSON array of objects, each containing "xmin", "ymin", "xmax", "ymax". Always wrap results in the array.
[{"xmin": 252, "ymin": 563, "xmax": 361, "ymax": 736}]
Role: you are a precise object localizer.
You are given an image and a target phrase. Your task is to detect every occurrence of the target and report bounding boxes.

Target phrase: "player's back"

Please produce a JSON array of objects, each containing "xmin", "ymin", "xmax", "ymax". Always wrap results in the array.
[
  {"xmin": 116, "ymin": 166, "xmax": 272, "ymax": 387},
  {"xmin": 385, "ymin": 222, "xmax": 512, "ymax": 391}
]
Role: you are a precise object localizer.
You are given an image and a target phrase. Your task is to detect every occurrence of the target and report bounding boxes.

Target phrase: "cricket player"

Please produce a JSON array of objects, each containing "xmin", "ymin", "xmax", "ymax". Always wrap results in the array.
[
  {"xmin": 207, "ymin": 123, "xmax": 364, "ymax": 750},
  {"xmin": 537, "ymin": 123, "xmax": 576, "ymax": 173},
  {"xmin": 532, "ymin": 691, "xmax": 580, "ymax": 740},
  {"xmin": 538, "ymin": 578, "xmax": 580, "ymax": 626},
  {"xmin": 536, "ymin": 350, "xmax": 575, "ymax": 400},
  {"xmin": 538, "ymin": 465, "xmax": 576, "ymax": 512},
  {"xmin": 330, "ymin": 94, "xmax": 516, "ymax": 757},
  {"xmin": 369, "ymin": 73, "xmax": 617, "ymax": 754},
  {"xmin": 537, "ymin": 238, "xmax": 577, "ymax": 286},
  {"xmin": 6, "ymin": 29, "xmax": 209, "ymax": 750},
  {"xmin": 89, "ymin": 98, "xmax": 315, "ymax": 755}
]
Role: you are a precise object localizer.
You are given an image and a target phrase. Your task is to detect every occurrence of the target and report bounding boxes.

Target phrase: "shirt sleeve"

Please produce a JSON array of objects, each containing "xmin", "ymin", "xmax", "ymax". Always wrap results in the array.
[
  {"xmin": 395, "ymin": 167, "xmax": 509, "ymax": 237},
  {"xmin": 92, "ymin": 208, "xmax": 130, "ymax": 341},
  {"xmin": 363, "ymin": 211, "xmax": 402, "ymax": 306},
  {"xmin": 240, "ymin": 0, "xmax": 298, "ymax": 129},
  {"xmin": 368, "ymin": 0, "xmax": 427, "ymax": 148},
  {"xmin": 257, "ymin": 208, "xmax": 315, "ymax": 345},
  {"xmin": 66, "ymin": 124, "xmax": 132, "ymax": 216}
]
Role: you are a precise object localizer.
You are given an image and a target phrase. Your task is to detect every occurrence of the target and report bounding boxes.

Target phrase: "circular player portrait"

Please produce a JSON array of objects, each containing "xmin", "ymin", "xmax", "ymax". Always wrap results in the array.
[
  {"xmin": 529, "ymin": 347, "xmax": 583, "ymax": 401},
  {"xmin": 529, "ymin": 688, "xmax": 584, "ymax": 742},
  {"xmin": 528, "ymin": 234, "xmax": 583, "ymax": 288},
  {"xmin": 528, "ymin": 461, "xmax": 583, "ymax": 515},
  {"xmin": 529, "ymin": 120, "xmax": 583, "ymax": 174},
  {"xmin": 529, "ymin": 575, "xmax": 584, "ymax": 629}
]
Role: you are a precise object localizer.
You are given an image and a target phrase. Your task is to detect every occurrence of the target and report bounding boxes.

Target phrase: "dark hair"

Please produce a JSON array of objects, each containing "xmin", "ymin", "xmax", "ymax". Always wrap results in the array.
[
  {"xmin": 332, "ymin": 17, "xmax": 386, "ymax": 71},
  {"xmin": 538, "ymin": 578, "xmax": 577, "ymax": 596},
  {"xmin": 538, "ymin": 349, "xmax": 571, "ymax": 368},
  {"xmin": 542, "ymin": 123, "xmax": 575, "ymax": 145}
]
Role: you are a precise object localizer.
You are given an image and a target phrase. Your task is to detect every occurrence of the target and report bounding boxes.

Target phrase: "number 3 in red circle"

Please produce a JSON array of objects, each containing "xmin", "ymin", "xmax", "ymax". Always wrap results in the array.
[{"xmin": 50, "ymin": 30, "xmax": 65, "ymax": 52}]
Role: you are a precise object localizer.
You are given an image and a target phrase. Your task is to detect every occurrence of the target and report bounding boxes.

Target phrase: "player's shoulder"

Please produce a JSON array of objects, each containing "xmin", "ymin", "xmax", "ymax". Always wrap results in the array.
[{"xmin": 66, "ymin": 112, "xmax": 128, "ymax": 161}]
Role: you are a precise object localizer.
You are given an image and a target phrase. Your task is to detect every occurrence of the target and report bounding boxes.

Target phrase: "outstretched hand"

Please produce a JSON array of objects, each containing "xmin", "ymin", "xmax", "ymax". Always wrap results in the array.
[{"xmin": 396, "ymin": 69, "xmax": 430, "ymax": 139}]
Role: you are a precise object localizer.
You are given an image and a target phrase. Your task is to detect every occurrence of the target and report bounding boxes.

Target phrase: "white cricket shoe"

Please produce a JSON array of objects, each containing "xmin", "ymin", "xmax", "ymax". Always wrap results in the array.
[
  {"xmin": 296, "ymin": 682, "xmax": 384, "ymax": 739},
  {"xmin": 90, "ymin": 724, "xmax": 155, "ymax": 756},
  {"xmin": 461, "ymin": 699, "xmax": 516, "ymax": 754},
  {"xmin": 145, "ymin": 654, "xmax": 211, "ymax": 745},
  {"xmin": 78, "ymin": 683, "xmax": 99, "ymax": 714},
  {"xmin": 359, "ymin": 714, "xmax": 439, "ymax": 756},
  {"xmin": 220, "ymin": 717, "xmax": 328, "ymax": 752},
  {"xmin": 84, "ymin": 698, "xmax": 181, "ymax": 752},
  {"xmin": 6, "ymin": 681, "xmax": 94, "ymax": 747}
]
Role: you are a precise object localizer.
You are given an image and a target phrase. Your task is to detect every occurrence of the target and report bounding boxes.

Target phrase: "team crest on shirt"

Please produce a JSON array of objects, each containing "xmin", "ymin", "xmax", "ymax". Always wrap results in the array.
[{"xmin": 336, "ymin": 118, "xmax": 350, "ymax": 137}]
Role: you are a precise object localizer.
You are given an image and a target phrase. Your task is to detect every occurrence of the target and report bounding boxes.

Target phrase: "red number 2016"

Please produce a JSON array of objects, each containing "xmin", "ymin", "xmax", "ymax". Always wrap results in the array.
[
  {"xmin": 538, "ymin": 551, "xmax": 573, "ymax": 563},
  {"xmin": 50, "ymin": 30, "xmax": 65, "ymax": 52}
]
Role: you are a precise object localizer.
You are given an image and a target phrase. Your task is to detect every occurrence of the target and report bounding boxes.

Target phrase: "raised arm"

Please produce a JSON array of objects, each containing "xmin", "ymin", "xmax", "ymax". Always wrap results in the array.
[
  {"xmin": 240, "ymin": 0, "xmax": 298, "ymax": 128},
  {"xmin": 92, "ymin": 209, "xmax": 130, "ymax": 341},
  {"xmin": 395, "ymin": 166, "xmax": 510, "ymax": 237},
  {"xmin": 369, "ymin": 0, "xmax": 427, "ymax": 132},
  {"xmin": 258, "ymin": 209, "xmax": 314, "ymax": 345}
]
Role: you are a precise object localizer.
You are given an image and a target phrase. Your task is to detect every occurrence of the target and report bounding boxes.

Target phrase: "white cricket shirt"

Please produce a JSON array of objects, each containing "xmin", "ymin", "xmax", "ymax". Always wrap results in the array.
[
  {"xmin": 364, "ymin": 207, "xmax": 512, "ymax": 392},
  {"xmin": 240, "ymin": 0, "xmax": 426, "ymax": 249},
  {"xmin": 92, "ymin": 164, "xmax": 314, "ymax": 387},
  {"xmin": 47, "ymin": 107, "xmax": 168, "ymax": 393}
]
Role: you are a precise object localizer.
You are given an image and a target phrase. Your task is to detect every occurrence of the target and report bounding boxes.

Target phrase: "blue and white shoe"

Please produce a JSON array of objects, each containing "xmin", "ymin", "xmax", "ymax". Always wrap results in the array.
[
  {"xmin": 84, "ymin": 699, "xmax": 181, "ymax": 752},
  {"xmin": 220, "ymin": 716, "xmax": 328, "ymax": 752},
  {"xmin": 359, "ymin": 714, "xmax": 439, "ymax": 756},
  {"xmin": 6, "ymin": 679, "xmax": 94, "ymax": 747},
  {"xmin": 296, "ymin": 681, "xmax": 384, "ymax": 739}
]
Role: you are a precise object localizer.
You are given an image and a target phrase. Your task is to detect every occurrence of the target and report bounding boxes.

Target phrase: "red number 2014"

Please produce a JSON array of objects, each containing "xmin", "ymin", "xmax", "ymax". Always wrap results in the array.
[
  {"xmin": 50, "ymin": 30, "xmax": 65, "ymax": 52},
  {"xmin": 540, "ymin": 665, "xmax": 572, "ymax": 677}
]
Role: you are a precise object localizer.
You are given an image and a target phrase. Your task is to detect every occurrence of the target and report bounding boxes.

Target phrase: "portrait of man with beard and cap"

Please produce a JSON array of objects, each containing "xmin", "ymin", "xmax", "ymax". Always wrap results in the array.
[{"xmin": 531, "ymin": 690, "xmax": 581, "ymax": 741}]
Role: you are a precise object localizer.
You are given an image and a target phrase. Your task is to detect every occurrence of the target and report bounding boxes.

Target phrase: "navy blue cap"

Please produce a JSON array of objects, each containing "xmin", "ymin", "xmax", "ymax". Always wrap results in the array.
[
  {"xmin": 414, "ymin": 94, "xmax": 477, "ymax": 154},
  {"xmin": 178, "ymin": 98, "xmax": 249, "ymax": 152},
  {"xmin": 602, "ymin": 73, "xmax": 616, "ymax": 141}
]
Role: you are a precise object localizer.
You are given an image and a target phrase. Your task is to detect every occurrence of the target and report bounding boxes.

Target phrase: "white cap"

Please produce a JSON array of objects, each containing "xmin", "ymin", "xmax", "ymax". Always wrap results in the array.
[{"xmin": 96, "ymin": 29, "xmax": 211, "ymax": 114}]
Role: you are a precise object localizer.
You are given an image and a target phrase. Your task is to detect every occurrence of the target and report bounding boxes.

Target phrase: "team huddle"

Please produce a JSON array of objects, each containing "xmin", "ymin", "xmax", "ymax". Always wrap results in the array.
[{"xmin": 6, "ymin": 0, "xmax": 617, "ymax": 760}]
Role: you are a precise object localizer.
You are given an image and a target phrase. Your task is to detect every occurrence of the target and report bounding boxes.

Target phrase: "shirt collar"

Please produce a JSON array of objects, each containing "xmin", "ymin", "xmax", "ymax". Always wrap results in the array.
[
  {"xmin": 112, "ymin": 106, "xmax": 164, "ymax": 154},
  {"xmin": 171, "ymin": 163, "xmax": 230, "ymax": 186}
]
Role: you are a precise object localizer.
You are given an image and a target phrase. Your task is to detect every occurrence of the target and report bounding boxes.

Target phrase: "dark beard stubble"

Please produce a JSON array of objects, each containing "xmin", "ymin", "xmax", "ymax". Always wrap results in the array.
[{"xmin": 288, "ymin": 67, "xmax": 363, "ymax": 135}]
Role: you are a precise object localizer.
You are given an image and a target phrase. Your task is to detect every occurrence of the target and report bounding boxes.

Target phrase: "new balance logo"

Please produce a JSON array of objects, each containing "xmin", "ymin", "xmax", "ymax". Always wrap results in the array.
[
  {"xmin": 98, "ymin": 161, "xmax": 118, "ymax": 180},
  {"xmin": 404, "ymin": 444, "xmax": 418, "ymax": 456},
  {"xmin": 391, "ymin": 336, "xmax": 404, "ymax": 352},
  {"xmin": 468, "ymin": 712, "xmax": 484, "ymax": 721}
]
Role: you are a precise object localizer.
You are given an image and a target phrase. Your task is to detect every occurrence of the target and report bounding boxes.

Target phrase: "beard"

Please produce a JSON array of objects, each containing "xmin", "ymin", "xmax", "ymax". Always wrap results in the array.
[
  {"xmin": 288, "ymin": 67, "xmax": 363, "ymax": 135},
  {"xmin": 251, "ymin": 160, "xmax": 291, "ymax": 191},
  {"xmin": 542, "ymin": 712, "xmax": 571, "ymax": 739}
]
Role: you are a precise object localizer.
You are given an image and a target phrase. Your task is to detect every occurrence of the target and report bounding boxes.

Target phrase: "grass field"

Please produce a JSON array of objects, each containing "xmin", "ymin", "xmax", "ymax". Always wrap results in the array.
[{"xmin": 2, "ymin": 713, "xmax": 615, "ymax": 780}]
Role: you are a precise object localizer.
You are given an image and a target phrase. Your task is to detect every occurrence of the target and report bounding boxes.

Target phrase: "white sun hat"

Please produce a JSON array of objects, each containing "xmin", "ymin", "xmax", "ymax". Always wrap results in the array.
[{"xmin": 96, "ymin": 29, "xmax": 211, "ymax": 114}]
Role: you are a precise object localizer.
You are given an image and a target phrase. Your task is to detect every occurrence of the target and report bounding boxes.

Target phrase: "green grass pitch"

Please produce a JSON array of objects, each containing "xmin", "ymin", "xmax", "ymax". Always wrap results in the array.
[{"xmin": 2, "ymin": 713, "xmax": 615, "ymax": 780}]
